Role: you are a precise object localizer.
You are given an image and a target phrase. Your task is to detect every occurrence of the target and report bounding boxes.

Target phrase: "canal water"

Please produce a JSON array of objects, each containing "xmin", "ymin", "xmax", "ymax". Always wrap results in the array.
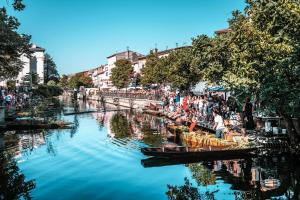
[{"xmin": 0, "ymin": 100, "xmax": 299, "ymax": 200}]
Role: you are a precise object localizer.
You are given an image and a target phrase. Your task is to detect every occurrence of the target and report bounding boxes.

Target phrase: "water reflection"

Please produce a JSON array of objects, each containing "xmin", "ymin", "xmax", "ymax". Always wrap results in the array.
[
  {"xmin": 0, "ymin": 99, "xmax": 299, "ymax": 199},
  {"xmin": 0, "ymin": 134, "xmax": 36, "ymax": 199},
  {"xmin": 164, "ymin": 156, "xmax": 300, "ymax": 199},
  {"xmin": 166, "ymin": 177, "xmax": 217, "ymax": 200}
]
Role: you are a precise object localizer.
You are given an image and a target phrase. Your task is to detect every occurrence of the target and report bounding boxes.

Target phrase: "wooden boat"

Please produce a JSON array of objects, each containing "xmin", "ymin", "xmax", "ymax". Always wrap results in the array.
[{"xmin": 141, "ymin": 146, "xmax": 257, "ymax": 158}]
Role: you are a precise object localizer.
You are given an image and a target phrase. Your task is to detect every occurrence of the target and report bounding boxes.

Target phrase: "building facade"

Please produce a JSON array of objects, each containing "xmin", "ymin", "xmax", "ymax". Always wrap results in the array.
[{"xmin": 0, "ymin": 44, "xmax": 45, "ymax": 87}]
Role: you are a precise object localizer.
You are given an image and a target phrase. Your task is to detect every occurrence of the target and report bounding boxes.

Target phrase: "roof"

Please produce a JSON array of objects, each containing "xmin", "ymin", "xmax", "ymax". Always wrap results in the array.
[
  {"xmin": 215, "ymin": 28, "xmax": 232, "ymax": 35},
  {"xmin": 138, "ymin": 46, "xmax": 190, "ymax": 60},
  {"xmin": 30, "ymin": 46, "xmax": 45, "ymax": 52},
  {"xmin": 107, "ymin": 50, "xmax": 144, "ymax": 59}
]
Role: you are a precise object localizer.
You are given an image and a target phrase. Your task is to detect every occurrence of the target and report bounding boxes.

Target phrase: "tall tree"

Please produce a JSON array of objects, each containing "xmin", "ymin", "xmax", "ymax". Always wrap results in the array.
[
  {"xmin": 68, "ymin": 73, "xmax": 93, "ymax": 89},
  {"xmin": 111, "ymin": 59, "xmax": 133, "ymax": 89},
  {"xmin": 0, "ymin": 0, "xmax": 31, "ymax": 80},
  {"xmin": 141, "ymin": 51, "xmax": 168, "ymax": 86},
  {"xmin": 192, "ymin": 0, "xmax": 300, "ymax": 144},
  {"xmin": 166, "ymin": 48, "xmax": 200, "ymax": 92},
  {"xmin": 44, "ymin": 53, "xmax": 59, "ymax": 83},
  {"xmin": 58, "ymin": 74, "xmax": 69, "ymax": 89}
]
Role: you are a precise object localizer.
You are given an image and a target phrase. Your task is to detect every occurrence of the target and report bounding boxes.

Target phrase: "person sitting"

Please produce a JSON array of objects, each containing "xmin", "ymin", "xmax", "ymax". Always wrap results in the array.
[{"xmin": 212, "ymin": 109, "xmax": 225, "ymax": 138}]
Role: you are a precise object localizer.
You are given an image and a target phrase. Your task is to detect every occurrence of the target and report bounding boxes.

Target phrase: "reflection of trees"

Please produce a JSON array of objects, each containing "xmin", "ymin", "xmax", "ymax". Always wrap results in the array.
[
  {"xmin": 110, "ymin": 113, "xmax": 131, "ymax": 139},
  {"xmin": 166, "ymin": 177, "xmax": 217, "ymax": 200},
  {"xmin": 70, "ymin": 115, "xmax": 79, "ymax": 138},
  {"xmin": 188, "ymin": 163, "xmax": 216, "ymax": 187},
  {"xmin": 33, "ymin": 98, "xmax": 63, "ymax": 120},
  {"xmin": 141, "ymin": 127, "xmax": 163, "ymax": 147},
  {"xmin": 0, "ymin": 152, "xmax": 36, "ymax": 200}
]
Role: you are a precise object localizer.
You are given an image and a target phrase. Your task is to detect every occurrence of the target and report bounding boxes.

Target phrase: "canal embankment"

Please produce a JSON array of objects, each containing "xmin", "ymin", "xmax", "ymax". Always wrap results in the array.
[{"xmin": 84, "ymin": 95, "xmax": 162, "ymax": 109}]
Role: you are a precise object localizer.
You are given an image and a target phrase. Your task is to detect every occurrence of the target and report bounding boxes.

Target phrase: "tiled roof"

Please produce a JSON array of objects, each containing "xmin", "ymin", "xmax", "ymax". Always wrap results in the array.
[
  {"xmin": 215, "ymin": 28, "xmax": 232, "ymax": 35},
  {"xmin": 30, "ymin": 46, "xmax": 45, "ymax": 52},
  {"xmin": 138, "ymin": 46, "xmax": 190, "ymax": 60}
]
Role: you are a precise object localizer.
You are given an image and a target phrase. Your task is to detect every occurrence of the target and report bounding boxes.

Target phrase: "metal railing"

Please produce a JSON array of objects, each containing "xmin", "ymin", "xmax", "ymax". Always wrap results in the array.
[{"xmin": 100, "ymin": 92, "xmax": 163, "ymax": 101}]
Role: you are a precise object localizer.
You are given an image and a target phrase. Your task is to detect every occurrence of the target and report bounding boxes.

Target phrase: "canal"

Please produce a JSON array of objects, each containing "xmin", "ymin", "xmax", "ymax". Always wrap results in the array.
[{"xmin": 0, "ymin": 100, "xmax": 299, "ymax": 199}]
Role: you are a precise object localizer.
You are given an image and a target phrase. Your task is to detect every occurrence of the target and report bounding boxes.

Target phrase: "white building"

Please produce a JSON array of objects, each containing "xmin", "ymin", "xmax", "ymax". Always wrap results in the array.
[
  {"xmin": 0, "ymin": 44, "xmax": 45, "ymax": 87},
  {"xmin": 105, "ymin": 50, "xmax": 144, "ymax": 88}
]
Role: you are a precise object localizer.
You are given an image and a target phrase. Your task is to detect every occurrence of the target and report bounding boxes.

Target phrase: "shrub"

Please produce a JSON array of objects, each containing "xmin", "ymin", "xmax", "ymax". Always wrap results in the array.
[{"xmin": 33, "ymin": 85, "xmax": 63, "ymax": 97}]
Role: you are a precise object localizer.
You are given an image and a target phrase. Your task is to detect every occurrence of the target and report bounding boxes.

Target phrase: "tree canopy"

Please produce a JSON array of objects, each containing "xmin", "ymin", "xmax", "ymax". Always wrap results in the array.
[
  {"xmin": 44, "ymin": 53, "xmax": 59, "ymax": 83},
  {"xmin": 111, "ymin": 59, "xmax": 133, "ymax": 89},
  {"xmin": 188, "ymin": 0, "xmax": 300, "ymax": 142},
  {"xmin": 0, "ymin": 5, "xmax": 31, "ymax": 79},
  {"xmin": 141, "ymin": 51, "xmax": 168, "ymax": 85},
  {"xmin": 68, "ymin": 73, "xmax": 93, "ymax": 89}
]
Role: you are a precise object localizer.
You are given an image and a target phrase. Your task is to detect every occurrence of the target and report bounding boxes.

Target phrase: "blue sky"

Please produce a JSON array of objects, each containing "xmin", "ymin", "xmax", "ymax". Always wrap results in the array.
[{"xmin": 2, "ymin": 0, "xmax": 246, "ymax": 75}]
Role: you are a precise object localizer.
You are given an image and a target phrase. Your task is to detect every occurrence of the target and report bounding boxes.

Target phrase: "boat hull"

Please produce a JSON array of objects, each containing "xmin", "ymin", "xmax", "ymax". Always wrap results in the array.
[{"xmin": 141, "ymin": 147, "xmax": 257, "ymax": 158}]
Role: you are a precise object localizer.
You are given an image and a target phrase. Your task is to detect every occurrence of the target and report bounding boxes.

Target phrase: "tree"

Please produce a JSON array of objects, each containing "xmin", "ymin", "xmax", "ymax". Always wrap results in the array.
[
  {"xmin": 22, "ymin": 72, "xmax": 40, "ymax": 86},
  {"xmin": 166, "ymin": 48, "xmax": 200, "ymax": 92},
  {"xmin": 47, "ymin": 80, "xmax": 56, "ymax": 86},
  {"xmin": 58, "ymin": 74, "xmax": 69, "ymax": 89},
  {"xmin": 6, "ymin": 80, "xmax": 16, "ymax": 90},
  {"xmin": 68, "ymin": 73, "xmax": 93, "ymax": 89},
  {"xmin": 44, "ymin": 53, "xmax": 59, "ymax": 83},
  {"xmin": 191, "ymin": 0, "xmax": 300, "ymax": 144},
  {"xmin": 0, "ymin": 6, "xmax": 31, "ymax": 79},
  {"xmin": 141, "ymin": 51, "xmax": 168, "ymax": 85},
  {"xmin": 111, "ymin": 59, "xmax": 133, "ymax": 89}
]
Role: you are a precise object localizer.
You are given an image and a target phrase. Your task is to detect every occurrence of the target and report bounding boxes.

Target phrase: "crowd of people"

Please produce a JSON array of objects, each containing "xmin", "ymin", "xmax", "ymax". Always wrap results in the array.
[
  {"xmin": 0, "ymin": 87, "xmax": 30, "ymax": 109},
  {"xmin": 160, "ymin": 92, "xmax": 254, "ymax": 138}
]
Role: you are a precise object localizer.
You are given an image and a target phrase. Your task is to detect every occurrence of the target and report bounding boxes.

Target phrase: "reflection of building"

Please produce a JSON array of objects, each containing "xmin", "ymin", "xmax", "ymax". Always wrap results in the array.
[{"xmin": 0, "ymin": 44, "xmax": 45, "ymax": 87}]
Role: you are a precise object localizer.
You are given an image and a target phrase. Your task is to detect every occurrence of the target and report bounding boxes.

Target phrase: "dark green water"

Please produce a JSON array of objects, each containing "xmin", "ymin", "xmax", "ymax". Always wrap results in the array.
[{"xmin": 0, "ymin": 100, "xmax": 299, "ymax": 200}]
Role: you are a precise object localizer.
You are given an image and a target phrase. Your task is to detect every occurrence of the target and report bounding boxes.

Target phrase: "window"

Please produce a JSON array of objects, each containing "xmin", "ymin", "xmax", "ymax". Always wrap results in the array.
[{"xmin": 106, "ymin": 72, "xmax": 108, "ymax": 76}]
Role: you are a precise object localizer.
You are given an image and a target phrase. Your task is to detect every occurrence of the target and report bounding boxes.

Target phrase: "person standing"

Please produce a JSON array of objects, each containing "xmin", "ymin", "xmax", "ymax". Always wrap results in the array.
[
  {"xmin": 212, "ymin": 110, "xmax": 225, "ymax": 138},
  {"xmin": 243, "ymin": 97, "xmax": 254, "ymax": 130}
]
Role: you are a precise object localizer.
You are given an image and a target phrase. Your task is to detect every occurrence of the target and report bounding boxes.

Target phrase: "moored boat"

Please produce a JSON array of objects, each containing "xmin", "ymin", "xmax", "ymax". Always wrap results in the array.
[{"xmin": 141, "ymin": 146, "xmax": 257, "ymax": 158}]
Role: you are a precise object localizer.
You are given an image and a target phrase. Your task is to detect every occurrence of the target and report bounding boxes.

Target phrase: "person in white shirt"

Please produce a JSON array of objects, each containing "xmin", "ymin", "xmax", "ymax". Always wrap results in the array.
[{"xmin": 213, "ymin": 110, "xmax": 225, "ymax": 138}]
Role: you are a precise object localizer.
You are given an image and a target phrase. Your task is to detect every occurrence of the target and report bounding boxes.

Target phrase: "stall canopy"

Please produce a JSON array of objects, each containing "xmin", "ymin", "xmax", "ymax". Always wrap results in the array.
[{"xmin": 207, "ymin": 86, "xmax": 225, "ymax": 92}]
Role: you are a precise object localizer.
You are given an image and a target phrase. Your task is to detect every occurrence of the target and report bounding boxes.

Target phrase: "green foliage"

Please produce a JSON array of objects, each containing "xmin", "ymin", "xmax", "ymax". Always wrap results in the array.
[
  {"xmin": 191, "ymin": 0, "xmax": 300, "ymax": 118},
  {"xmin": 22, "ymin": 72, "xmax": 40, "ymax": 86},
  {"xmin": 68, "ymin": 73, "xmax": 93, "ymax": 89},
  {"xmin": 141, "ymin": 51, "xmax": 168, "ymax": 85},
  {"xmin": 110, "ymin": 113, "xmax": 131, "ymax": 138},
  {"xmin": 12, "ymin": 0, "xmax": 25, "ymax": 11},
  {"xmin": 33, "ymin": 85, "xmax": 63, "ymax": 97},
  {"xmin": 166, "ymin": 48, "xmax": 200, "ymax": 92},
  {"xmin": 47, "ymin": 80, "xmax": 56, "ymax": 86},
  {"xmin": 58, "ymin": 74, "xmax": 69, "ymax": 89},
  {"xmin": 6, "ymin": 80, "xmax": 16, "ymax": 90},
  {"xmin": 44, "ymin": 53, "xmax": 59, "ymax": 83},
  {"xmin": 111, "ymin": 59, "xmax": 133, "ymax": 89},
  {"xmin": 0, "ymin": 7, "xmax": 31, "ymax": 79}
]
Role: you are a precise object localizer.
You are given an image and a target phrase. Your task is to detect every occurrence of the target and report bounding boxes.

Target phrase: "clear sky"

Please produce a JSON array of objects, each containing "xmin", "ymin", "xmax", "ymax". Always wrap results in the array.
[{"xmin": 2, "ymin": 0, "xmax": 246, "ymax": 75}]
